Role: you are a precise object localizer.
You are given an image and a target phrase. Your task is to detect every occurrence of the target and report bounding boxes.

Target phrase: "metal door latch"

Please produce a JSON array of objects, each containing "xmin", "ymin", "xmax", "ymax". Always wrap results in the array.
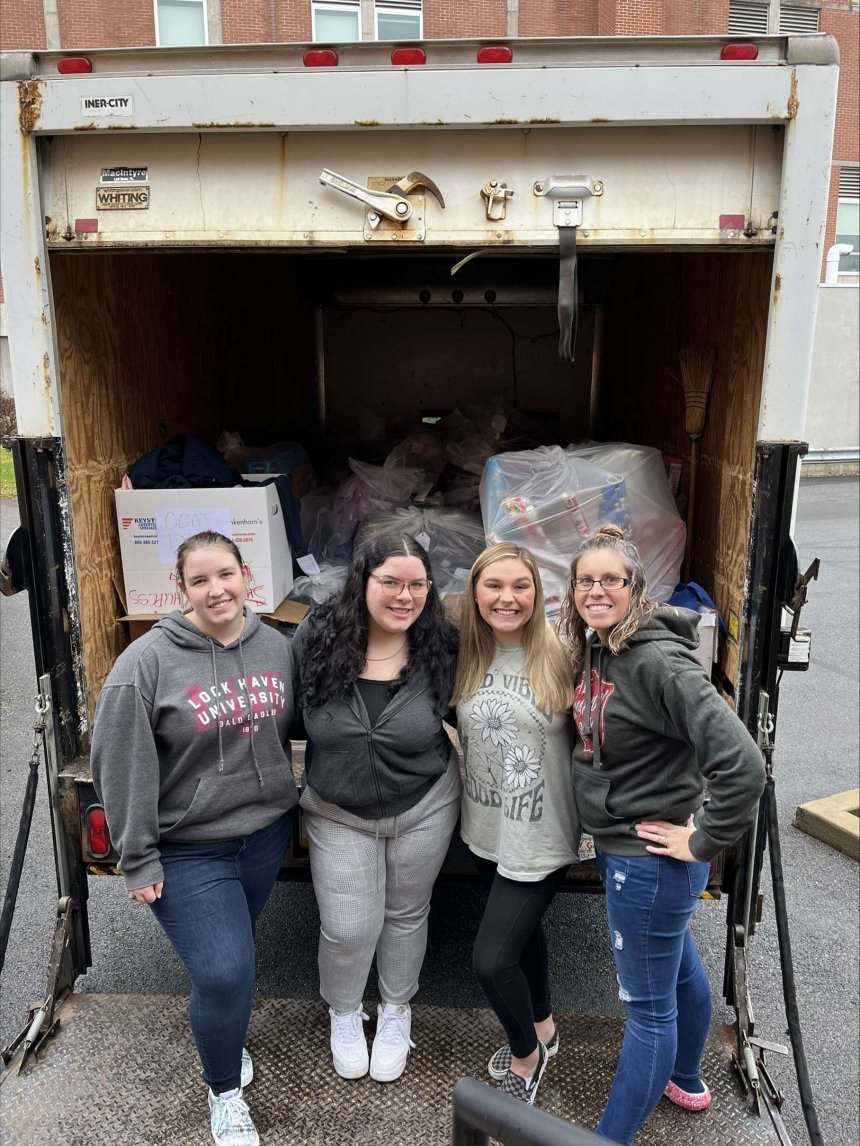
[
  {"xmin": 533, "ymin": 175, "xmax": 603, "ymax": 361},
  {"xmin": 481, "ymin": 180, "xmax": 514, "ymax": 221},
  {"xmin": 319, "ymin": 168, "xmax": 445, "ymax": 230},
  {"xmin": 533, "ymin": 175, "xmax": 603, "ymax": 226}
]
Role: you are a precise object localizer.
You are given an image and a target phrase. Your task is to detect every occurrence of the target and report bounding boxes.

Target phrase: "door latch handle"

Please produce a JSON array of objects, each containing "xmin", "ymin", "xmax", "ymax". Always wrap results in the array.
[
  {"xmin": 320, "ymin": 169, "xmax": 414, "ymax": 224},
  {"xmin": 320, "ymin": 169, "xmax": 445, "ymax": 229}
]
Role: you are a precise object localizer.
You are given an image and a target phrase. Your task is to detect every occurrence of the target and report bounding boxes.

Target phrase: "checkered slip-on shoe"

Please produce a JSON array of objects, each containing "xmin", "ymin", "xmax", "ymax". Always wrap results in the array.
[
  {"xmin": 488, "ymin": 1025, "xmax": 559, "ymax": 1080},
  {"xmin": 497, "ymin": 1039, "xmax": 548, "ymax": 1106}
]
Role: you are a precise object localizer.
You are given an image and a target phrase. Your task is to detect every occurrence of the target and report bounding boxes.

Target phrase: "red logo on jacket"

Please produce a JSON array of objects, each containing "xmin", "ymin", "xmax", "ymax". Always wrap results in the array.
[{"xmin": 573, "ymin": 670, "xmax": 615, "ymax": 757}]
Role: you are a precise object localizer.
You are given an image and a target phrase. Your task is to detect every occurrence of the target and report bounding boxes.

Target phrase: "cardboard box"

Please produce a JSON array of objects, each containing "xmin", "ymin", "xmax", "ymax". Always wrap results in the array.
[{"xmin": 115, "ymin": 483, "xmax": 293, "ymax": 615}]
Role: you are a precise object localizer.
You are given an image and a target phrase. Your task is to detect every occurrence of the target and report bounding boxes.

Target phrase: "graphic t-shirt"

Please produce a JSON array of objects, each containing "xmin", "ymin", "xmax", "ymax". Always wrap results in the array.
[{"xmin": 456, "ymin": 645, "xmax": 580, "ymax": 881}]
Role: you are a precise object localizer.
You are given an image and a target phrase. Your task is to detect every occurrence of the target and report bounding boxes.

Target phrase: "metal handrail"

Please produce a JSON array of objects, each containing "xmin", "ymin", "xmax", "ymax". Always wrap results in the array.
[{"xmin": 451, "ymin": 1077, "xmax": 612, "ymax": 1146}]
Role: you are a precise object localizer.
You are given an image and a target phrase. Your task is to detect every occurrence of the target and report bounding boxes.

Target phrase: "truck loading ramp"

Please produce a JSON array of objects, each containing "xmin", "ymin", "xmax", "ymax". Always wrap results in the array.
[{"xmin": 1, "ymin": 994, "xmax": 785, "ymax": 1145}]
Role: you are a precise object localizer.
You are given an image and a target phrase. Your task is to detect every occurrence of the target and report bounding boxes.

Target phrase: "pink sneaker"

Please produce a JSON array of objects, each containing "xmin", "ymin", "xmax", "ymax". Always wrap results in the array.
[{"xmin": 664, "ymin": 1079, "xmax": 712, "ymax": 1111}]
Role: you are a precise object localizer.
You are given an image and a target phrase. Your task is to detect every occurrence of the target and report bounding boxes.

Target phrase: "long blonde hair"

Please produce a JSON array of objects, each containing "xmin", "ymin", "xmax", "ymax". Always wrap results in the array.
[
  {"xmin": 452, "ymin": 543, "xmax": 572, "ymax": 713},
  {"xmin": 558, "ymin": 524, "xmax": 656, "ymax": 672}
]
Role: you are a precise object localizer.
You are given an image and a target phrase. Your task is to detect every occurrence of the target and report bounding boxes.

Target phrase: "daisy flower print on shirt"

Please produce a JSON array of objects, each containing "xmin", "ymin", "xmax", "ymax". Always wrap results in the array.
[
  {"xmin": 503, "ymin": 743, "xmax": 541, "ymax": 790},
  {"xmin": 471, "ymin": 697, "xmax": 518, "ymax": 749}
]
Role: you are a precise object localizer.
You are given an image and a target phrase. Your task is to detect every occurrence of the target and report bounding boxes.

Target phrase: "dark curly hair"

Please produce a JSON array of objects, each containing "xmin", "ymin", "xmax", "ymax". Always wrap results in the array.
[{"xmin": 299, "ymin": 532, "xmax": 459, "ymax": 714}]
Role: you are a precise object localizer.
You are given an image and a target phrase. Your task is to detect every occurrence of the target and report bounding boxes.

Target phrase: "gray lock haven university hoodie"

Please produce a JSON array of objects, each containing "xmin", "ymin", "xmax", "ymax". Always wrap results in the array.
[{"xmin": 91, "ymin": 609, "xmax": 298, "ymax": 891}]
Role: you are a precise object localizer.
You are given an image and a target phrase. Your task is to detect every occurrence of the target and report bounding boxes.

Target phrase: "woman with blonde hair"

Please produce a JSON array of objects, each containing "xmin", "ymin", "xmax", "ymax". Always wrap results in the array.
[
  {"xmin": 453, "ymin": 543, "xmax": 579, "ymax": 1106},
  {"xmin": 560, "ymin": 523, "xmax": 765, "ymax": 1145}
]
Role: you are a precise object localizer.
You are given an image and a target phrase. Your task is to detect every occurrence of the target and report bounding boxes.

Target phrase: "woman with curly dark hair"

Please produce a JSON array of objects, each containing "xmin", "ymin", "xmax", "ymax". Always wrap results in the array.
[{"xmin": 292, "ymin": 532, "xmax": 460, "ymax": 1084}]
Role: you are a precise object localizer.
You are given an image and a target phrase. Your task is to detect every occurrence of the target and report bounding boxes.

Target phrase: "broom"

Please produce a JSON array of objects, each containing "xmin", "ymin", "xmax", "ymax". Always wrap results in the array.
[{"xmin": 679, "ymin": 346, "xmax": 717, "ymax": 582}]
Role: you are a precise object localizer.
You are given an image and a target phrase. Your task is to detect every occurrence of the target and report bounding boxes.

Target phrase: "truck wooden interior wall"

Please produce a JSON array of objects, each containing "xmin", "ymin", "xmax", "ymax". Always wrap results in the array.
[{"xmin": 50, "ymin": 248, "xmax": 769, "ymax": 725}]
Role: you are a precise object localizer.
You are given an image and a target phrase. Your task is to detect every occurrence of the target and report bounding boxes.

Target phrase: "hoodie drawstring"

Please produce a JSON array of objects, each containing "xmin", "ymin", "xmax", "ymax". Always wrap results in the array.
[
  {"xmin": 212, "ymin": 640, "xmax": 226, "ymax": 773},
  {"xmin": 582, "ymin": 636, "xmax": 604, "ymax": 770},
  {"xmin": 238, "ymin": 636, "xmax": 265, "ymax": 787},
  {"xmin": 208, "ymin": 611, "xmax": 264, "ymax": 787}
]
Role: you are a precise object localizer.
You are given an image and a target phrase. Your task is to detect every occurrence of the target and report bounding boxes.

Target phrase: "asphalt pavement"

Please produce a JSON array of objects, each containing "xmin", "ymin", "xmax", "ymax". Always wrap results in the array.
[{"xmin": 1, "ymin": 479, "xmax": 858, "ymax": 1145}]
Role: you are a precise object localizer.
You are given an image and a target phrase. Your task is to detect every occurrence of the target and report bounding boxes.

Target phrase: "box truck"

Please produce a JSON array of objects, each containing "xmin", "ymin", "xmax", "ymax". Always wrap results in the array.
[{"xmin": 0, "ymin": 31, "xmax": 836, "ymax": 1144}]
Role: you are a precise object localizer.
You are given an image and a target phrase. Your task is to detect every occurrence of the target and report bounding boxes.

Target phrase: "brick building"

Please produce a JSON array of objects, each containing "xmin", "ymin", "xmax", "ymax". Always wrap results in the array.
[{"xmin": 0, "ymin": 0, "xmax": 858, "ymax": 274}]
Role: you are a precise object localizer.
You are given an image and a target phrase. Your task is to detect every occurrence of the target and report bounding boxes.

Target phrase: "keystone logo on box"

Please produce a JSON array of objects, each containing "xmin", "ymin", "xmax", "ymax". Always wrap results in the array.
[{"xmin": 122, "ymin": 516, "xmax": 156, "ymax": 530}]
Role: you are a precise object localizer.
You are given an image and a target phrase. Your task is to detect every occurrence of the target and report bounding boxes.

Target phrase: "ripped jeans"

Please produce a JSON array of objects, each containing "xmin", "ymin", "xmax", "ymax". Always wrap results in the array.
[{"xmin": 595, "ymin": 851, "xmax": 711, "ymax": 1145}]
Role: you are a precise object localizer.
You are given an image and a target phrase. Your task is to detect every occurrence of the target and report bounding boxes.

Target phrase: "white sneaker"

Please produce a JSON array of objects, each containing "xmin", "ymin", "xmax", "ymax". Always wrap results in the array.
[
  {"xmin": 208, "ymin": 1087, "xmax": 259, "ymax": 1146},
  {"xmin": 240, "ymin": 1047, "xmax": 253, "ymax": 1090},
  {"xmin": 370, "ymin": 1003, "xmax": 416, "ymax": 1082},
  {"xmin": 329, "ymin": 1007, "xmax": 370, "ymax": 1078}
]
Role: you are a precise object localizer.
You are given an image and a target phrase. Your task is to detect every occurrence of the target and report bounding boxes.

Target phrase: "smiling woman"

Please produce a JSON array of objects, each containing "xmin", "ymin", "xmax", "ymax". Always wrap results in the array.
[
  {"xmin": 177, "ymin": 534, "xmax": 251, "ymax": 645},
  {"xmin": 559, "ymin": 523, "xmax": 766, "ymax": 1144},
  {"xmin": 89, "ymin": 529, "xmax": 298, "ymax": 1146},
  {"xmin": 292, "ymin": 531, "xmax": 460, "ymax": 1085},
  {"xmin": 452, "ymin": 543, "xmax": 578, "ymax": 1107}
]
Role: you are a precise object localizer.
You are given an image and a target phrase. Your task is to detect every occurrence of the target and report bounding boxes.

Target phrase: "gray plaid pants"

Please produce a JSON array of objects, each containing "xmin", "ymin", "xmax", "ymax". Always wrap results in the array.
[{"xmin": 301, "ymin": 755, "xmax": 461, "ymax": 1013}]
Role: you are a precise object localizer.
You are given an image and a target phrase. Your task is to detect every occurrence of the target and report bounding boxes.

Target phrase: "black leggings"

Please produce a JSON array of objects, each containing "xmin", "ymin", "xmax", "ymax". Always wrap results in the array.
[{"xmin": 471, "ymin": 855, "xmax": 569, "ymax": 1059}]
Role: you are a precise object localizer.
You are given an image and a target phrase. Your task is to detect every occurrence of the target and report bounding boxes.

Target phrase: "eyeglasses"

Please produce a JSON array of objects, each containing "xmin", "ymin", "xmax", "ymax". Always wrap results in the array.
[
  {"xmin": 573, "ymin": 576, "xmax": 631, "ymax": 592},
  {"xmin": 369, "ymin": 574, "xmax": 433, "ymax": 597}
]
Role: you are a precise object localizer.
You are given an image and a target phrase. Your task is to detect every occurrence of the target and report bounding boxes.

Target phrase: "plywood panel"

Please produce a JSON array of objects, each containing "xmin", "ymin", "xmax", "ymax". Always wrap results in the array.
[
  {"xmin": 53, "ymin": 251, "xmax": 319, "ymax": 721},
  {"xmin": 52, "ymin": 253, "xmax": 231, "ymax": 717},
  {"xmin": 598, "ymin": 252, "xmax": 772, "ymax": 689}
]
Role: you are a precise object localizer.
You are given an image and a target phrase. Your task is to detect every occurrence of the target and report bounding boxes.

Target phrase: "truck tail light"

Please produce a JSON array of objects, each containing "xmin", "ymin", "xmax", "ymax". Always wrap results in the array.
[
  {"xmin": 303, "ymin": 49, "xmax": 339, "ymax": 67},
  {"xmin": 86, "ymin": 805, "xmax": 112, "ymax": 859},
  {"xmin": 58, "ymin": 56, "xmax": 93, "ymax": 74},
  {"xmin": 721, "ymin": 43, "xmax": 759, "ymax": 60},
  {"xmin": 477, "ymin": 46, "xmax": 513, "ymax": 64},
  {"xmin": 391, "ymin": 48, "xmax": 426, "ymax": 66}
]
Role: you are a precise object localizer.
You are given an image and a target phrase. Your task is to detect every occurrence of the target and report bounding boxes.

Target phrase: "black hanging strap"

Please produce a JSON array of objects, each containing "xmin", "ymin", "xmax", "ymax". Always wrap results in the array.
[{"xmin": 557, "ymin": 226, "xmax": 578, "ymax": 362}]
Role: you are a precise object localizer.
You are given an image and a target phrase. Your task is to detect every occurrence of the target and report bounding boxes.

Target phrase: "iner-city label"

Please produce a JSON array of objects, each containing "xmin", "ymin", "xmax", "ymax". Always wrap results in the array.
[{"xmin": 81, "ymin": 95, "xmax": 134, "ymax": 116}]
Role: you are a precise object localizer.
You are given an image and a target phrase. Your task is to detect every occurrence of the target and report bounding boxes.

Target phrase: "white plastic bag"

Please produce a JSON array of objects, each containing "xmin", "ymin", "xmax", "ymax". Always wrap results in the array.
[
  {"xmin": 481, "ymin": 446, "xmax": 630, "ymax": 615},
  {"xmin": 567, "ymin": 443, "xmax": 685, "ymax": 603},
  {"xmin": 287, "ymin": 562, "xmax": 348, "ymax": 607}
]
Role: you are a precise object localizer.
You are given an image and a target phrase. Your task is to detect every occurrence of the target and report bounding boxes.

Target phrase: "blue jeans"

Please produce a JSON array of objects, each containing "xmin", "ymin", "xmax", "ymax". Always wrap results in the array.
[
  {"xmin": 150, "ymin": 812, "xmax": 291, "ymax": 1094},
  {"xmin": 595, "ymin": 851, "xmax": 711, "ymax": 1145}
]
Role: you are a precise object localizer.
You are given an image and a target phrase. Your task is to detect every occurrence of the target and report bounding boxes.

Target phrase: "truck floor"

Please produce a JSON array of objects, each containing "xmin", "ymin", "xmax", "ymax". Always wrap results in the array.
[{"xmin": 1, "ymin": 994, "xmax": 784, "ymax": 1145}]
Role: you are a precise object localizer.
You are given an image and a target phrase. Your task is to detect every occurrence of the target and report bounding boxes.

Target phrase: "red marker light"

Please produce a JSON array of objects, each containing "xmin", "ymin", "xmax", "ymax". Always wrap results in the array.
[
  {"xmin": 303, "ymin": 49, "xmax": 339, "ymax": 67},
  {"xmin": 391, "ymin": 48, "xmax": 426, "ymax": 66},
  {"xmin": 477, "ymin": 46, "xmax": 513, "ymax": 64},
  {"xmin": 58, "ymin": 56, "xmax": 93, "ymax": 74},
  {"xmin": 86, "ymin": 806, "xmax": 111, "ymax": 858},
  {"xmin": 721, "ymin": 43, "xmax": 759, "ymax": 61}
]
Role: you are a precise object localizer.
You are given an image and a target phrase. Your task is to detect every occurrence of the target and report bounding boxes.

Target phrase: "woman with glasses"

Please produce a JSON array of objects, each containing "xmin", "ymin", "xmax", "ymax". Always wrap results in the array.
[
  {"xmin": 560, "ymin": 524, "xmax": 765, "ymax": 1145},
  {"xmin": 292, "ymin": 533, "xmax": 460, "ymax": 1083},
  {"xmin": 452, "ymin": 543, "xmax": 578, "ymax": 1106}
]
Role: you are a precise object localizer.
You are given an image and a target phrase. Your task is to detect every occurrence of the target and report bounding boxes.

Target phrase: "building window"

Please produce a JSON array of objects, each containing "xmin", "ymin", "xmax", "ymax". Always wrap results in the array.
[
  {"xmin": 728, "ymin": 2, "xmax": 821, "ymax": 35},
  {"xmin": 727, "ymin": 2, "xmax": 768, "ymax": 34},
  {"xmin": 155, "ymin": 0, "xmax": 207, "ymax": 46},
  {"xmin": 836, "ymin": 169, "xmax": 860, "ymax": 275},
  {"xmin": 313, "ymin": 1, "xmax": 361, "ymax": 42},
  {"xmin": 778, "ymin": 5, "xmax": 820, "ymax": 33},
  {"xmin": 376, "ymin": 2, "xmax": 422, "ymax": 41}
]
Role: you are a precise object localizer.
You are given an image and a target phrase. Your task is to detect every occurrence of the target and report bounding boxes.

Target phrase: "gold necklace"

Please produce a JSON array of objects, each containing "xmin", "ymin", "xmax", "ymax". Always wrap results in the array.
[{"xmin": 365, "ymin": 641, "xmax": 407, "ymax": 662}]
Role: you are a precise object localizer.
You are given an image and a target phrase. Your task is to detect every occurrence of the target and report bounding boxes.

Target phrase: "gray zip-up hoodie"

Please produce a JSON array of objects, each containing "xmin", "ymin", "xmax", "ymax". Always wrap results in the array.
[
  {"xmin": 571, "ymin": 605, "xmax": 765, "ymax": 861},
  {"xmin": 91, "ymin": 609, "xmax": 298, "ymax": 891},
  {"xmin": 292, "ymin": 616, "xmax": 456, "ymax": 819}
]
